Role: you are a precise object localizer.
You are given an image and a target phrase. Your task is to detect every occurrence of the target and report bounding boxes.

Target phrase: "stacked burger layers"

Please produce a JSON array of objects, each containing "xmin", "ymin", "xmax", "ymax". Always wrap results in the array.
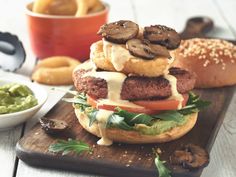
[{"xmin": 72, "ymin": 20, "xmax": 207, "ymax": 146}]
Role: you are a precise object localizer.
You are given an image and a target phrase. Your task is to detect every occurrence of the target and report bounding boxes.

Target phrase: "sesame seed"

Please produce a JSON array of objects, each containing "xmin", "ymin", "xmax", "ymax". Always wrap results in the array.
[
  {"xmin": 203, "ymin": 60, "xmax": 210, "ymax": 67},
  {"xmin": 179, "ymin": 39, "xmax": 236, "ymax": 64}
]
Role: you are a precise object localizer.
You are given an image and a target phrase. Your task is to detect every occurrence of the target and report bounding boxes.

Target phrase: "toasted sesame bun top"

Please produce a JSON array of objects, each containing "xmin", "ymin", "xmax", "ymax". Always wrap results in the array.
[{"xmin": 174, "ymin": 38, "xmax": 236, "ymax": 88}]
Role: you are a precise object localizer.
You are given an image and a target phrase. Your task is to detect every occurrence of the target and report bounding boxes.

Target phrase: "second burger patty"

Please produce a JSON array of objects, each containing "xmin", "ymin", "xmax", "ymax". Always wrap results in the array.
[{"xmin": 73, "ymin": 67, "xmax": 196, "ymax": 101}]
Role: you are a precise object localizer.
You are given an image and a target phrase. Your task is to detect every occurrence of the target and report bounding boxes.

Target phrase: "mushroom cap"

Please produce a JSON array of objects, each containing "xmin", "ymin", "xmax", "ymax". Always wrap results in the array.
[
  {"xmin": 144, "ymin": 25, "xmax": 181, "ymax": 49},
  {"xmin": 170, "ymin": 144, "xmax": 209, "ymax": 170},
  {"xmin": 39, "ymin": 118, "xmax": 68, "ymax": 134},
  {"xmin": 98, "ymin": 20, "xmax": 139, "ymax": 44},
  {"xmin": 126, "ymin": 39, "xmax": 171, "ymax": 59}
]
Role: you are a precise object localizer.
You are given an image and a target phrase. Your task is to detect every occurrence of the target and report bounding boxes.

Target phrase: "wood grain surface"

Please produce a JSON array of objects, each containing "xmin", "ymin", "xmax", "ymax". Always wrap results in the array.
[{"xmin": 16, "ymin": 87, "xmax": 235, "ymax": 177}]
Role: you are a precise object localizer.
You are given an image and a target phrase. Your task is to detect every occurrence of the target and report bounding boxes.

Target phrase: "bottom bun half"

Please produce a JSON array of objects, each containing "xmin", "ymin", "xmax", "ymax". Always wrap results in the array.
[{"xmin": 74, "ymin": 108, "xmax": 198, "ymax": 144}]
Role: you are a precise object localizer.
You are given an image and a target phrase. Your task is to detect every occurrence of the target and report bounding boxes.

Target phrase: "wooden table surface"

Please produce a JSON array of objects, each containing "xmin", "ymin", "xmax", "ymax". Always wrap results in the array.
[{"xmin": 0, "ymin": 0, "xmax": 236, "ymax": 177}]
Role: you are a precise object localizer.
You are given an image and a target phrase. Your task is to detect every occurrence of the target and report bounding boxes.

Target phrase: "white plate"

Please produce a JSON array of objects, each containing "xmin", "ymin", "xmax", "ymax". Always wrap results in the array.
[{"xmin": 0, "ymin": 79, "xmax": 48, "ymax": 130}]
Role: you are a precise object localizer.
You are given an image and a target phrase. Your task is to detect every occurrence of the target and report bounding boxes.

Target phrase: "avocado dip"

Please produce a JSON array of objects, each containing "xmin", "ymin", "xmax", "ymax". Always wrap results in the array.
[{"xmin": 0, "ymin": 83, "xmax": 38, "ymax": 114}]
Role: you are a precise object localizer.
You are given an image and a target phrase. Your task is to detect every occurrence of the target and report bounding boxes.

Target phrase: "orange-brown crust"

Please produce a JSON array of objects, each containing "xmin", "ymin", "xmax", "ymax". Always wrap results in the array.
[
  {"xmin": 173, "ymin": 38, "xmax": 236, "ymax": 88},
  {"xmin": 91, "ymin": 40, "xmax": 176, "ymax": 77},
  {"xmin": 32, "ymin": 56, "xmax": 80, "ymax": 85},
  {"xmin": 74, "ymin": 108, "xmax": 198, "ymax": 144}
]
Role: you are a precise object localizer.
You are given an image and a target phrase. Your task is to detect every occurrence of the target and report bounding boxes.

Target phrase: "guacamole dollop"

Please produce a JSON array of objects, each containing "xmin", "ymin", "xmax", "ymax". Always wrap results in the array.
[
  {"xmin": 0, "ymin": 83, "xmax": 38, "ymax": 114},
  {"xmin": 134, "ymin": 115, "xmax": 190, "ymax": 135}
]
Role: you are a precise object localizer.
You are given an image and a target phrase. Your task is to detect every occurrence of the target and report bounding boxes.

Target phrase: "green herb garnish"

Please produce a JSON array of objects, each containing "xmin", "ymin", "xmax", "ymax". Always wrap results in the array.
[
  {"xmin": 115, "ymin": 107, "xmax": 154, "ymax": 126},
  {"xmin": 178, "ymin": 92, "xmax": 211, "ymax": 115},
  {"xmin": 153, "ymin": 149, "xmax": 171, "ymax": 177},
  {"xmin": 107, "ymin": 114, "xmax": 133, "ymax": 130},
  {"xmin": 63, "ymin": 93, "xmax": 89, "ymax": 111},
  {"xmin": 48, "ymin": 138, "xmax": 92, "ymax": 155},
  {"xmin": 152, "ymin": 110, "xmax": 184, "ymax": 123}
]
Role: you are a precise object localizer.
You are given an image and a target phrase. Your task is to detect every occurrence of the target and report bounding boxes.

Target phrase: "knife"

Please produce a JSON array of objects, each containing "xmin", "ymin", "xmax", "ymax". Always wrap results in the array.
[{"xmin": 180, "ymin": 16, "xmax": 236, "ymax": 45}]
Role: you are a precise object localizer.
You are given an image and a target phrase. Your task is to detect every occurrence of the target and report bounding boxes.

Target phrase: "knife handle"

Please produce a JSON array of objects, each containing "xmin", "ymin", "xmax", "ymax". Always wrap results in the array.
[{"xmin": 180, "ymin": 16, "xmax": 214, "ymax": 39}]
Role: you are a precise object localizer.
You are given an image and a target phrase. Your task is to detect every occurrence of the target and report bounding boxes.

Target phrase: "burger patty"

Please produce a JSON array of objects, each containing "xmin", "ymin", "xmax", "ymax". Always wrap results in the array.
[{"xmin": 73, "ymin": 67, "xmax": 196, "ymax": 101}]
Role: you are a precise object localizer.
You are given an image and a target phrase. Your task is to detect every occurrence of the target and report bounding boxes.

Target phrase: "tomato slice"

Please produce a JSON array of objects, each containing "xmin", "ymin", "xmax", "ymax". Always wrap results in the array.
[
  {"xmin": 87, "ymin": 94, "xmax": 188, "ymax": 114},
  {"xmin": 133, "ymin": 94, "xmax": 189, "ymax": 110},
  {"xmin": 87, "ymin": 95, "xmax": 160, "ymax": 114}
]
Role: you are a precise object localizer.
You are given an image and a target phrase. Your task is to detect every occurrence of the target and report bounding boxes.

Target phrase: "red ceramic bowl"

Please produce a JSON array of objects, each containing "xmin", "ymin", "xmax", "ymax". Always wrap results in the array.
[{"xmin": 26, "ymin": 2, "xmax": 109, "ymax": 62}]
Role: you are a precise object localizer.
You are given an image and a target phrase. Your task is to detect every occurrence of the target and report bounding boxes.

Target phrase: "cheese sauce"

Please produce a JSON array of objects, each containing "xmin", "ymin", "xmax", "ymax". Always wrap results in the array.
[
  {"xmin": 84, "ymin": 70, "xmax": 143, "ymax": 145},
  {"xmin": 164, "ymin": 74, "xmax": 184, "ymax": 109},
  {"xmin": 163, "ymin": 51, "xmax": 183, "ymax": 109},
  {"xmin": 83, "ymin": 71, "xmax": 144, "ymax": 108},
  {"xmin": 73, "ymin": 60, "xmax": 96, "ymax": 72},
  {"xmin": 96, "ymin": 109, "xmax": 113, "ymax": 146},
  {"xmin": 103, "ymin": 39, "xmax": 131, "ymax": 71}
]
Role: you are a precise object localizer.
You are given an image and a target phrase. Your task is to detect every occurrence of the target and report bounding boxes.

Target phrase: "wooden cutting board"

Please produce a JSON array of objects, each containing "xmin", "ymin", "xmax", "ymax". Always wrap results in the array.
[{"xmin": 16, "ymin": 86, "xmax": 235, "ymax": 177}]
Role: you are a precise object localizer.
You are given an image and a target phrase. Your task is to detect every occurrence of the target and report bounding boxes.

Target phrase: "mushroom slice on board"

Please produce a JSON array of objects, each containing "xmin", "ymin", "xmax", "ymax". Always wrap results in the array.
[
  {"xmin": 39, "ymin": 117, "xmax": 68, "ymax": 134},
  {"xmin": 170, "ymin": 144, "xmax": 209, "ymax": 170},
  {"xmin": 98, "ymin": 20, "xmax": 139, "ymax": 44},
  {"xmin": 143, "ymin": 25, "xmax": 181, "ymax": 49}
]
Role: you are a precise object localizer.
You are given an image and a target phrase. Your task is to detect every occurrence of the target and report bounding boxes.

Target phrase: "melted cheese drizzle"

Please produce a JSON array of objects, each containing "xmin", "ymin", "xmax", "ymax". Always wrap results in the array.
[
  {"xmin": 164, "ymin": 74, "xmax": 184, "ymax": 109},
  {"xmin": 96, "ymin": 109, "xmax": 113, "ymax": 146},
  {"xmin": 163, "ymin": 52, "xmax": 183, "ymax": 109},
  {"xmin": 73, "ymin": 60, "xmax": 96, "ymax": 72},
  {"xmin": 84, "ymin": 69, "xmax": 143, "ymax": 146},
  {"xmin": 83, "ymin": 71, "xmax": 143, "ymax": 108},
  {"xmin": 103, "ymin": 39, "xmax": 131, "ymax": 71}
]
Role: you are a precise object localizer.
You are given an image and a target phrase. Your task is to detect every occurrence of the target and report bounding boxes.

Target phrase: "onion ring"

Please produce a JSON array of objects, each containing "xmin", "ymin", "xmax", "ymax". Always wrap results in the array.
[{"xmin": 32, "ymin": 56, "xmax": 80, "ymax": 85}]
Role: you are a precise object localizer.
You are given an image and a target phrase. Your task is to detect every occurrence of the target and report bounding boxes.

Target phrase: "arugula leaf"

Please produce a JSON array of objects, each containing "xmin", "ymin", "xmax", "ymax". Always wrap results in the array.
[
  {"xmin": 115, "ymin": 107, "xmax": 153, "ymax": 126},
  {"xmin": 153, "ymin": 149, "xmax": 171, "ymax": 177},
  {"xmin": 87, "ymin": 109, "xmax": 98, "ymax": 126},
  {"xmin": 153, "ymin": 110, "xmax": 184, "ymax": 123},
  {"xmin": 63, "ymin": 93, "xmax": 99, "ymax": 127},
  {"xmin": 63, "ymin": 92, "xmax": 210, "ymax": 131},
  {"xmin": 49, "ymin": 138, "xmax": 92, "ymax": 156},
  {"xmin": 107, "ymin": 114, "xmax": 133, "ymax": 131},
  {"xmin": 178, "ymin": 92, "xmax": 211, "ymax": 115},
  {"xmin": 63, "ymin": 93, "xmax": 90, "ymax": 111}
]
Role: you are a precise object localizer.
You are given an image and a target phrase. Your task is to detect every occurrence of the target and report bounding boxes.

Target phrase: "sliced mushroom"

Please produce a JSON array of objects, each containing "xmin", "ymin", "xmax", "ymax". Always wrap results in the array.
[
  {"xmin": 126, "ymin": 38, "xmax": 170, "ymax": 59},
  {"xmin": 39, "ymin": 117, "xmax": 68, "ymax": 134},
  {"xmin": 150, "ymin": 44, "xmax": 171, "ymax": 58},
  {"xmin": 143, "ymin": 25, "xmax": 181, "ymax": 49},
  {"xmin": 97, "ymin": 20, "xmax": 139, "ymax": 44},
  {"xmin": 170, "ymin": 144, "xmax": 209, "ymax": 170}
]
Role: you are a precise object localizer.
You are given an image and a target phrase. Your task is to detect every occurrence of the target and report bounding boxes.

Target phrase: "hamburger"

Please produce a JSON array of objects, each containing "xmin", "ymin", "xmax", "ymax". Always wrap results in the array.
[{"xmin": 68, "ymin": 20, "xmax": 210, "ymax": 146}]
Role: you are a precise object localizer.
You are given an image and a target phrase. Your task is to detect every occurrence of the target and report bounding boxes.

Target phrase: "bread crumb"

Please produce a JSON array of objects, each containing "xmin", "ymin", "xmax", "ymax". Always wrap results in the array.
[{"xmin": 157, "ymin": 148, "xmax": 162, "ymax": 154}]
